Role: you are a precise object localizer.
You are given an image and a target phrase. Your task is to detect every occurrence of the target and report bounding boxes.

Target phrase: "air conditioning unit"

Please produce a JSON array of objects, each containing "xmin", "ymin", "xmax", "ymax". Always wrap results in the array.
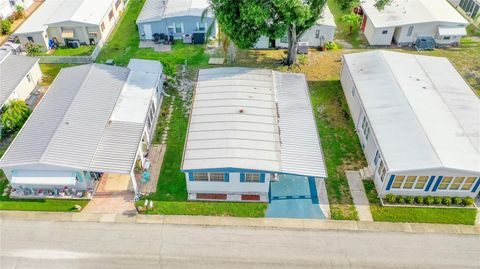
[{"xmin": 298, "ymin": 42, "xmax": 309, "ymax": 54}]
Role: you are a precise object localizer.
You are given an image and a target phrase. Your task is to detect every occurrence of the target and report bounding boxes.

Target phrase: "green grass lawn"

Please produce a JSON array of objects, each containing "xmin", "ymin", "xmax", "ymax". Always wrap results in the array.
[
  {"xmin": 0, "ymin": 179, "xmax": 88, "ymax": 212},
  {"xmin": 327, "ymin": 0, "xmax": 366, "ymax": 48},
  {"xmin": 363, "ymin": 181, "xmax": 477, "ymax": 225},
  {"xmin": 40, "ymin": 64, "xmax": 78, "ymax": 86},
  {"xmin": 96, "ymin": 0, "xmax": 209, "ymax": 75},
  {"xmin": 51, "ymin": 45, "xmax": 95, "ymax": 56}
]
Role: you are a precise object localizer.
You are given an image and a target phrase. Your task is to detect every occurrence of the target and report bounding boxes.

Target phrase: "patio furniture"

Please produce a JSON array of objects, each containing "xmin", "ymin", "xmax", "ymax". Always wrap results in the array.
[{"xmin": 141, "ymin": 170, "xmax": 150, "ymax": 183}]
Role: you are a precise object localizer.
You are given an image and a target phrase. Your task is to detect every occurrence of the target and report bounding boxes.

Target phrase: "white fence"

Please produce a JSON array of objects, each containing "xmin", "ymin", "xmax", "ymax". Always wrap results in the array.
[{"xmin": 39, "ymin": 39, "xmax": 105, "ymax": 64}]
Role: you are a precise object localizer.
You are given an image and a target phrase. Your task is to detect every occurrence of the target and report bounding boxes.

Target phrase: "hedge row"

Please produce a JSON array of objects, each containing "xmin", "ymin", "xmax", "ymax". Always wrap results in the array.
[{"xmin": 384, "ymin": 194, "xmax": 474, "ymax": 207}]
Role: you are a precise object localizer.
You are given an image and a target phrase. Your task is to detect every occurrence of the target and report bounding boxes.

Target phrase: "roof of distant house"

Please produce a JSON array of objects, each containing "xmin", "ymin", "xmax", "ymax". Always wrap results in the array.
[
  {"xmin": 343, "ymin": 50, "xmax": 480, "ymax": 174},
  {"xmin": 317, "ymin": 4, "xmax": 336, "ymax": 27},
  {"xmin": 182, "ymin": 67, "xmax": 327, "ymax": 178},
  {"xmin": 0, "ymin": 59, "xmax": 163, "ymax": 174},
  {"xmin": 137, "ymin": 0, "xmax": 212, "ymax": 24},
  {"xmin": 361, "ymin": 0, "xmax": 468, "ymax": 28},
  {"xmin": 0, "ymin": 51, "xmax": 39, "ymax": 108},
  {"xmin": 15, "ymin": 0, "xmax": 116, "ymax": 34}
]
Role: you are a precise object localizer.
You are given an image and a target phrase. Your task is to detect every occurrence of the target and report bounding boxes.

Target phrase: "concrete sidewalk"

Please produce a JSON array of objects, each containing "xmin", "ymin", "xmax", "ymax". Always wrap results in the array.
[
  {"xmin": 0, "ymin": 211, "xmax": 478, "ymax": 235},
  {"xmin": 346, "ymin": 171, "xmax": 373, "ymax": 221}
]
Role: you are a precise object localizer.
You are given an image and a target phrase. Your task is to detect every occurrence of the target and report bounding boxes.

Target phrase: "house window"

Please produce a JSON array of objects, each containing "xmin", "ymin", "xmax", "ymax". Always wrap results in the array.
[
  {"xmin": 115, "ymin": 0, "xmax": 122, "ymax": 9},
  {"xmin": 101, "ymin": 22, "xmax": 105, "ymax": 32},
  {"xmin": 392, "ymin": 175, "xmax": 405, "ymax": 188},
  {"xmin": 351, "ymin": 87, "xmax": 356, "ymax": 97},
  {"xmin": 197, "ymin": 22, "xmax": 206, "ymax": 31},
  {"xmin": 315, "ymin": 29, "xmax": 320, "ymax": 38},
  {"xmin": 361, "ymin": 116, "xmax": 371, "ymax": 140},
  {"xmin": 461, "ymin": 177, "xmax": 477, "ymax": 190},
  {"xmin": 26, "ymin": 73, "xmax": 32, "ymax": 83},
  {"xmin": 414, "ymin": 176, "xmax": 429, "ymax": 189},
  {"xmin": 449, "ymin": 177, "xmax": 465, "ymax": 190},
  {"xmin": 377, "ymin": 160, "xmax": 386, "ymax": 182},
  {"xmin": 403, "ymin": 176, "xmax": 417, "ymax": 189},
  {"xmin": 109, "ymin": 10, "xmax": 114, "ymax": 21},
  {"xmin": 443, "ymin": 36, "xmax": 451, "ymax": 40},
  {"xmin": 245, "ymin": 173, "xmax": 260, "ymax": 182},
  {"xmin": 193, "ymin": 172, "xmax": 208, "ymax": 181},
  {"xmin": 175, "ymin": 23, "xmax": 183, "ymax": 33},
  {"xmin": 438, "ymin": 176, "xmax": 453, "ymax": 190},
  {"xmin": 373, "ymin": 150, "xmax": 380, "ymax": 165},
  {"xmin": 209, "ymin": 172, "xmax": 225, "ymax": 182},
  {"xmin": 406, "ymin": 26, "xmax": 414, "ymax": 37},
  {"xmin": 27, "ymin": 36, "xmax": 34, "ymax": 42},
  {"xmin": 280, "ymin": 35, "xmax": 288, "ymax": 43},
  {"xmin": 167, "ymin": 25, "xmax": 174, "ymax": 34},
  {"xmin": 382, "ymin": 30, "xmax": 388, "ymax": 34}
]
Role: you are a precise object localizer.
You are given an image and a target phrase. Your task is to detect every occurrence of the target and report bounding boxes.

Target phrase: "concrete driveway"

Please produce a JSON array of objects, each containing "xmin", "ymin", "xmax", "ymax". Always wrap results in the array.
[{"xmin": 266, "ymin": 175, "xmax": 326, "ymax": 219}]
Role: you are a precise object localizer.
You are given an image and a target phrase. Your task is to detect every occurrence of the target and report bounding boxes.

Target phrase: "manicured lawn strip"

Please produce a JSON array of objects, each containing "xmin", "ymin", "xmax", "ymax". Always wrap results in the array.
[
  {"xmin": 363, "ymin": 181, "xmax": 477, "ymax": 225},
  {"xmin": 51, "ymin": 45, "xmax": 96, "ymax": 56},
  {"xmin": 0, "ymin": 179, "xmax": 88, "ymax": 212},
  {"xmin": 40, "ymin": 64, "xmax": 78, "ymax": 86},
  {"xmin": 138, "ymin": 200, "xmax": 267, "ymax": 218},
  {"xmin": 309, "ymin": 80, "xmax": 364, "ymax": 220},
  {"xmin": 96, "ymin": 0, "xmax": 209, "ymax": 75}
]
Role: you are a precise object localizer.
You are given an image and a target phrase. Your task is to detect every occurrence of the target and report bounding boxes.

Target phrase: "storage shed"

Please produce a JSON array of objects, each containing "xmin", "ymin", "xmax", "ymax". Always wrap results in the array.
[
  {"xmin": 341, "ymin": 50, "xmax": 480, "ymax": 198},
  {"xmin": 0, "ymin": 59, "xmax": 165, "ymax": 199},
  {"xmin": 182, "ymin": 68, "xmax": 326, "ymax": 202}
]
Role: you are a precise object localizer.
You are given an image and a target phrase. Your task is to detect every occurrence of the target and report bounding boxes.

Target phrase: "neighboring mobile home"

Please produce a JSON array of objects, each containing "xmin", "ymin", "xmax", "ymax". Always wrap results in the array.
[
  {"xmin": 449, "ymin": 0, "xmax": 480, "ymax": 24},
  {"xmin": 360, "ymin": 0, "xmax": 469, "ymax": 46},
  {"xmin": 0, "ymin": 59, "xmax": 165, "ymax": 199},
  {"xmin": 0, "ymin": 50, "xmax": 41, "ymax": 109},
  {"xmin": 341, "ymin": 50, "xmax": 480, "ymax": 198},
  {"xmin": 136, "ymin": 0, "xmax": 216, "ymax": 42},
  {"xmin": 255, "ymin": 4, "xmax": 336, "ymax": 49},
  {"xmin": 182, "ymin": 68, "xmax": 327, "ymax": 202},
  {"xmin": 0, "ymin": 0, "xmax": 34, "ymax": 19},
  {"xmin": 14, "ymin": 0, "xmax": 125, "ymax": 51}
]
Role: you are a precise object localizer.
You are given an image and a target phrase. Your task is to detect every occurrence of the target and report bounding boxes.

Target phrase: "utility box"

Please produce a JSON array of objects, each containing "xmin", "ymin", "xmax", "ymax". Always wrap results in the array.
[
  {"xmin": 415, "ymin": 37, "xmax": 435, "ymax": 51},
  {"xmin": 298, "ymin": 42, "xmax": 309, "ymax": 54}
]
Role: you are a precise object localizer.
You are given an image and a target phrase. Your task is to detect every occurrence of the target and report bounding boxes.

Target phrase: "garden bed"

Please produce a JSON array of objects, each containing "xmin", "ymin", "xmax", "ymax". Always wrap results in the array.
[{"xmin": 381, "ymin": 193, "xmax": 476, "ymax": 209}]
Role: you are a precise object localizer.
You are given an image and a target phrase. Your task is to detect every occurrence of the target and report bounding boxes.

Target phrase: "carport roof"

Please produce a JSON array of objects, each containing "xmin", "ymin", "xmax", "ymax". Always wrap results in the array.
[{"xmin": 182, "ymin": 68, "xmax": 327, "ymax": 178}]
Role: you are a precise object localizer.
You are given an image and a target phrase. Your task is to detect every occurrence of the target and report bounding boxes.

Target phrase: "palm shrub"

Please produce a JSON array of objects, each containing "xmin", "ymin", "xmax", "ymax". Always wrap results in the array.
[
  {"xmin": 453, "ymin": 197, "xmax": 463, "ymax": 205},
  {"xmin": 396, "ymin": 196, "xmax": 405, "ymax": 203},
  {"xmin": 442, "ymin": 197, "xmax": 452, "ymax": 206},
  {"xmin": 415, "ymin": 196, "xmax": 424, "ymax": 204},
  {"xmin": 463, "ymin": 197, "xmax": 474, "ymax": 206},
  {"xmin": 434, "ymin": 196, "xmax": 443, "ymax": 204},
  {"xmin": 425, "ymin": 196, "xmax": 434, "ymax": 205},
  {"xmin": 1, "ymin": 19, "xmax": 12, "ymax": 35},
  {"xmin": 405, "ymin": 196, "xmax": 415, "ymax": 204},
  {"xmin": 1, "ymin": 100, "xmax": 31, "ymax": 133}
]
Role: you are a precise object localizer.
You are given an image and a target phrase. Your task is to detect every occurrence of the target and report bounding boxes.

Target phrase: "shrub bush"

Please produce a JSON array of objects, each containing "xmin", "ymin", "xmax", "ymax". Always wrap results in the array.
[
  {"xmin": 433, "ymin": 196, "xmax": 443, "ymax": 204},
  {"xmin": 396, "ymin": 196, "xmax": 405, "ymax": 204},
  {"xmin": 415, "ymin": 196, "xmax": 424, "ymax": 204},
  {"xmin": 405, "ymin": 196, "xmax": 415, "ymax": 204},
  {"xmin": 453, "ymin": 197, "xmax": 463, "ymax": 205},
  {"xmin": 425, "ymin": 196, "xmax": 434, "ymax": 205},
  {"xmin": 1, "ymin": 19, "xmax": 12, "ymax": 35},
  {"xmin": 442, "ymin": 197, "xmax": 452, "ymax": 206},
  {"xmin": 463, "ymin": 197, "xmax": 474, "ymax": 206},
  {"xmin": 385, "ymin": 194, "xmax": 396, "ymax": 203},
  {"xmin": 324, "ymin": 42, "xmax": 338, "ymax": 50}
]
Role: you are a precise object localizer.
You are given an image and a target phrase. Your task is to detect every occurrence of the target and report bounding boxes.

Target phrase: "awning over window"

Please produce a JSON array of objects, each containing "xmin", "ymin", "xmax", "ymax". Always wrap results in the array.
[
  {"xmin": 437, "ymin": 26, "xmax": 467, "ymax": 36},
  {"xmin": 61, "ymin": 29, "xmax": 74, "ymax": 38},
  {"xmin": 11, "ymin": 170, "xmax": 77, "ymax": 186}
]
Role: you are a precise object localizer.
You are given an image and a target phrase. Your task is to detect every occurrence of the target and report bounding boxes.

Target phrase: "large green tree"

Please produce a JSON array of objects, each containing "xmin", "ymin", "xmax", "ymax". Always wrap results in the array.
[
  {"xmin": 210, "ymin": 0, "xmax": 327, "ymax": 66},
  {"xmin": 1, "ymin": 100, "xmax": 31, "ymax": 133}
]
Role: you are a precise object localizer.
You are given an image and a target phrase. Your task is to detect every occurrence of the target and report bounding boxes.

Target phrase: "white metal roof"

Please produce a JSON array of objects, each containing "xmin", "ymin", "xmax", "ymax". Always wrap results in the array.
[
  {"xmin": 0, "ymin": 59, "xmax": 163, "ymax": 174},
  {"xmin": 15, "ymin": 0, "xmax": 115, "ymax": 34},
  {"xmin": 0, "ymin": 51, "xmax": 39, "ymax": 108},
  {"xmin": 360, "ymin": 0, "xmax": 468, "ymax": 28},
  {"xmin": 182, "ymin": 68, "xmax": 326, "ymax": 178},
  {"xmin": 343, "ymin": 50, "xmax": 480, "ymax": 174},
  {"xmin": 317, "ymin": 4, "xmax": 336, "ymax": 27},
  {"xmin": 137, "ymin": 0, "xmax": 212, "ymax": 24}
]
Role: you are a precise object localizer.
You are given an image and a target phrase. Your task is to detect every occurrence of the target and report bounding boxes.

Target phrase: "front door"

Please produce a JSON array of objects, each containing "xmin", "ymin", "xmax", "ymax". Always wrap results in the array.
[{"xmin": 144, "ymin": 24, "xmax": 153, "ymax": 40}]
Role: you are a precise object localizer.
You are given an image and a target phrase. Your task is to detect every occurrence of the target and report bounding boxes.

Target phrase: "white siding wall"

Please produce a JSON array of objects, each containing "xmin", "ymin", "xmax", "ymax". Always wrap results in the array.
[
  {"xmin": 254, "ymin": 25, "xmax": 335, "ymax": 49},
  {"xmin": 186, "ymin": 172, "xmax": 270, "ymax": 202},
  {"xmin": 9, "ymin": 61, "xmax": 41, "ymax": 102},
  {"xmin": 18, "ymin": 31, "xmax": 49, "ymax": 51}
]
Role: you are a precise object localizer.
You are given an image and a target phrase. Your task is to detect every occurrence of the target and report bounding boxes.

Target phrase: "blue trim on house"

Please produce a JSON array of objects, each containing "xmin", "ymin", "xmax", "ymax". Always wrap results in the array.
[
  {"xmin": 224, "ymin": 173, "xmax": 229, "ymax": 182},
  {"xmin": 260, "ymin": 173, "xmax": 265, "ymax": 183},
  {"xmin": 308, "ymin": 177, "xmax": 319, "ymax": 204},
  {"xmin": 432, "ymin": 176, "xmax": 443, "ymax": 192},
  {"xmin": 472, "ymin": 177, "xmax": 480, "ymax": 193},
  {"xmin": 188, "ymin": 172, "xmax": 194, "ymax": 181},
  {"xmin": 385, "ymin": 175, "xmax": 395, "ymax": 191},
  {"xmin": 240, "ymin": 173, "xmax": 245, "ymax": 182},
  {"xmin": 181, "ymin": 167, "xmax": 325, "ymax": 179},
  {"xmin": 425, "ymin": 176, "xmax": 435, "ymax": 192}
]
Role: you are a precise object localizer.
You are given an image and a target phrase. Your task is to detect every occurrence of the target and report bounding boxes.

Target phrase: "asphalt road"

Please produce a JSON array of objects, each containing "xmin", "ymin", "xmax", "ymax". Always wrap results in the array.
[{"xmin": 1, "ymin": 219, "xmax": 479, "ymax": 269}]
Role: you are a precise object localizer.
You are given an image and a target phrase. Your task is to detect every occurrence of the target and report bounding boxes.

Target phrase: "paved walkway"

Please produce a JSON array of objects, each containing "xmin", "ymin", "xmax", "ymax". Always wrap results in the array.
[
  {"xmin": 82, "ymin": 174, "xmax": 136, "ymax": 215},
  {"xmin": 346, "ymin": 171, "xmax": 373, "ymax": 221},
  {"xmin": 0, "ymin": 211, "xmax": 478, "ymax": 235},
  {"xmin": 135, "ymin": 144, "xmax": 166, "ymax": 195}
]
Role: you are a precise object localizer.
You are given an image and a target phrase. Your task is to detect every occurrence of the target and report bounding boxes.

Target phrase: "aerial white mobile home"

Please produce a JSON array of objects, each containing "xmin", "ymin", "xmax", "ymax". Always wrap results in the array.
[
  {"xmin": 341, "ymin": 50, "xmax": 480, "ymax": 198},
  {"xmin": 360, "ymin": 0, "xmax": 469, "ymax": 46}
]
